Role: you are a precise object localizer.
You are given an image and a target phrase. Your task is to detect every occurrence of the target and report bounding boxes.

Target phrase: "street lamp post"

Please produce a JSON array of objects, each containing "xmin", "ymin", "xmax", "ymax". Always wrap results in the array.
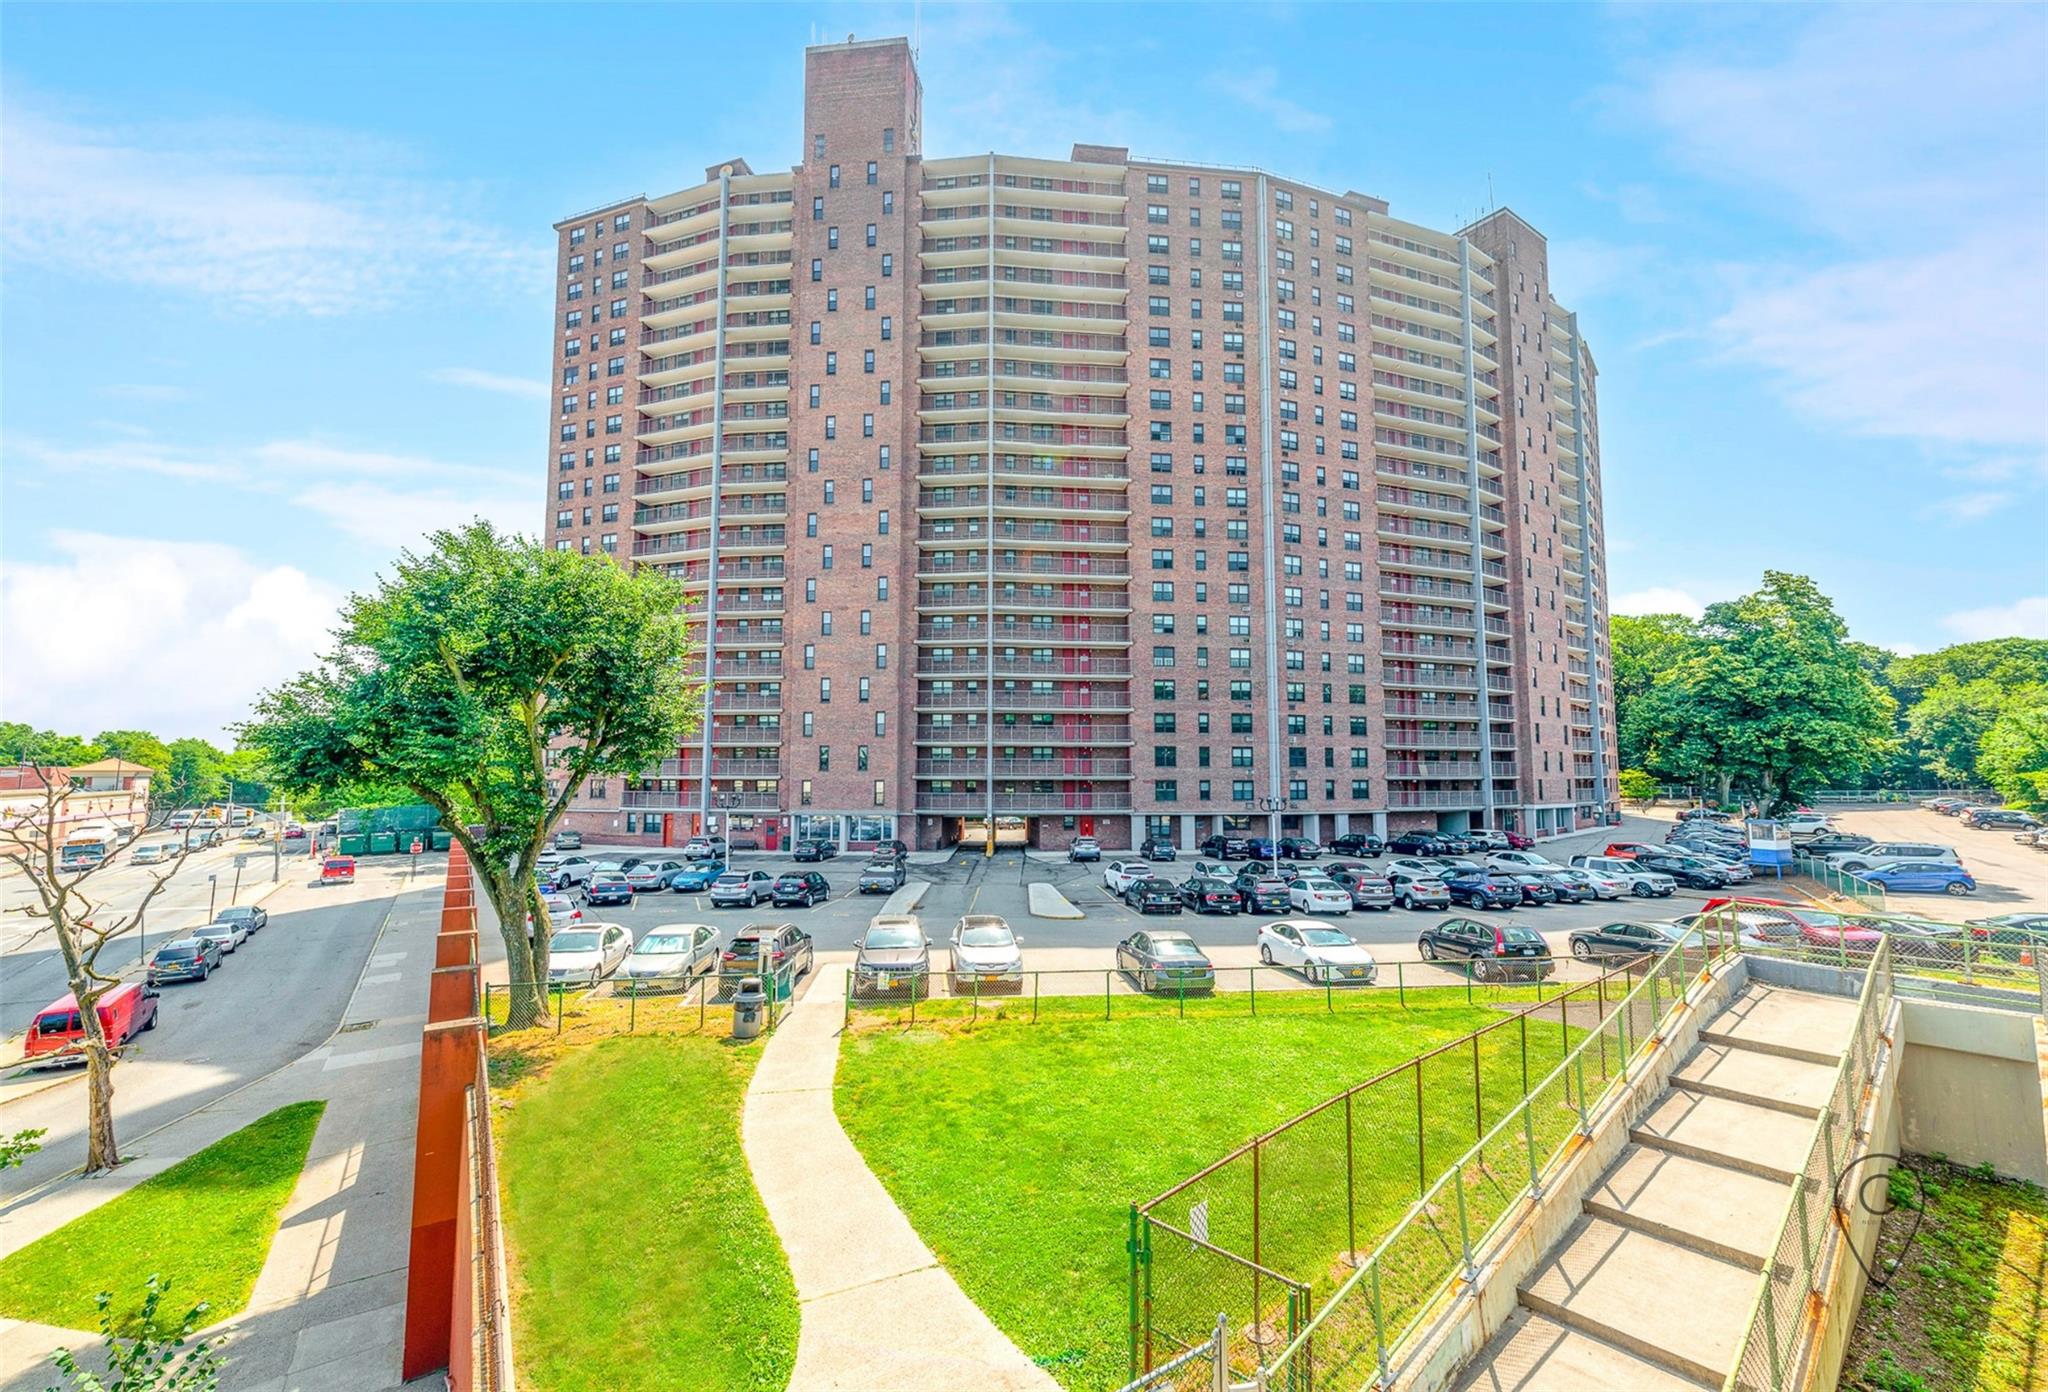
[{"xmin": 207, "ymin": 873, "xmax": 218, "ymax": 923}]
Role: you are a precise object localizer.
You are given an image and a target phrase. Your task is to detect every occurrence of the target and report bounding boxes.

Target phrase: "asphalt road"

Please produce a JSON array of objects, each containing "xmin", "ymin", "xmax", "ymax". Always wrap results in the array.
[
  {"xmin": 1822, "ymin": 806, "xmax": 2048, "ymax": 919},
  {"xmin": 0, "ymin": 860, "xmax": 431, "ymax": 1195},
  {"xmin": 0, "ymin": 832, "xmax": 301, "ymax": 1041}
]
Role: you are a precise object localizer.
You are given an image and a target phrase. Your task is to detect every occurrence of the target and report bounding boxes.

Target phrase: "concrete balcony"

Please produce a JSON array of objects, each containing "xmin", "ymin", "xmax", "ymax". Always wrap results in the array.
[{"xmin": 913, "ymin": 791, "xmax": 1133, "ymax": 813}]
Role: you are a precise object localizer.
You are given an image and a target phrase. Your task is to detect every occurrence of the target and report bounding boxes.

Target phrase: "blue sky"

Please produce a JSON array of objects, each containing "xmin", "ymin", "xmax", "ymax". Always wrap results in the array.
[{"xmin": 3, "ymin": 2, "xmax": 2043, "ymax": 740}]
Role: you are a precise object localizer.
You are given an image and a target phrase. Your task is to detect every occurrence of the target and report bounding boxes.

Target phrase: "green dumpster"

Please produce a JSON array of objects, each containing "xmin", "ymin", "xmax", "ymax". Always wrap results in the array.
[
  {"xmin": 338, "ymin": 834, "xmax": 370, "ymax": 856},
  {"xmin": 430, "ymin": 829, "xmax": 453, "ymax": 851},
  {"xmin": 368, "ymin": 830, "xmax": 399, "ymax": 855}
]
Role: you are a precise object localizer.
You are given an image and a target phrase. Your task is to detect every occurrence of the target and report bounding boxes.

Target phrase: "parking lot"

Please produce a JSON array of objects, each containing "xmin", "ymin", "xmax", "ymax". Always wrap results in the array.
[
  {"xmin": 1815, "ymin": 806, "xmax": 2048, "ymax": 920},
  {"xmin": 491, "ymin": 814, "xmax": 1744, "ymax": 998}
]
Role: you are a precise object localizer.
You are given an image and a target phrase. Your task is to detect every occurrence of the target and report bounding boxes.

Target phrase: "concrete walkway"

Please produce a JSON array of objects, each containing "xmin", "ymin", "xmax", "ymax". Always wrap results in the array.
[
  {"xmin": 742, "ymin": 961, "xmax": 1058, "ymax": 1392},
  {"xmin": 0, "ymin": 883, "xmax": 448, "ymax": 1392}
]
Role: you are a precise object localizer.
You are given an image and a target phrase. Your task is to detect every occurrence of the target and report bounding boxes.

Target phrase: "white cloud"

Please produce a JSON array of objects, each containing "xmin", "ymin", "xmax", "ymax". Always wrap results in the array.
[
  {"xmin": 1942, "ymin": 596, "xmax": 2048, "ymax": 643},
  {"xmin": 1612, "ymin": 587, "xmax": 1707, "ymax": 620},
  {"xmin": 0, "ymin": 532, "xmax": 343, "ymax": 742},
  {"xmin": 1210, "ymin": 66, "xmax": 1333, "ymax": 136},
  {"xmin": 1919, "ymin": 491, "xmax": 2014, "ymax": 525},
  {"xmin": 291, "ymin": 481, "xmax": 532, "ymax": 553},
  {"xmin": 0, "ymin": 101, "xmax": 542, "ymax": 316},
  {"xmin": 432, "ymin": 368, "xmax": 547, "ymax": 401}
]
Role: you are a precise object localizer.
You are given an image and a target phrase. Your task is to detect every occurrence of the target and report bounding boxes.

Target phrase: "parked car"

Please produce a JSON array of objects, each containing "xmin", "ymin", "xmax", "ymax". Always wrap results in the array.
[
  {"xmin": 949, "ymin": 915, "xmax": 1024, "ymax": 990},
  {"xmin": 1179, "ymin": 875, "xmax": 1243, "ymax": 914},
  {"xmin": 215, "ymin": 904, "xmax": 268, "ymax": 935},
  {"xmin": 544, "ymin": 855, "xmax": 597, "ymax": 888},
  {"xmin": 858, "ymin": 859, "xmax": 908, "ymax": 894},
  {"xmin": 792, "ymin": 839, "xmax": 839, "ymax": 862},
  {"xmin": 1569, "ymin": 854, "xmax": 1678, "ymax": 897},
  {"xmin": 1963, "ymin": 808, "xmax": 2039, "ymax": 830},
  {"xmin": 24, "ymin": 984, "xmax": 159, "ymax": 1064},
  {"xmin": 1860, "ymin": 861, "xmax": 1977, "ymax": 896},
  {"xmin": 190, "ymin": 920, "xmax": 249, "ymax": 954},
  {"xmin": 1499, "ymin": 830, "xmax": 1534, "ymax": 849},
  {"xmin": 709, "ymin": 869, "xmax": 776, "ymax": 907},
  {"xmin": 584, "ymin": 874, "xmax": 634, "ymax": 907},
  {"xmin": 1257, "ymin": 918, "xmax": 1378, "ymax": 984},
  {"xmin": 1139, "ymin": 838, "xmax": 1177, "ymax": 862},
  {"xmin": 239, "ymin": 824, "xmax": 269, "ymax": 842},
  {"xmin": 1069, "ymin": 836, "xmax": 1104, "ymax": 863},
  {"xmin": 869, "ymin": 840, "xmax": 910, "ymax": 864},
  {"xmin": 1277, "ymin": 836, "xmax": 1322, "ymax": 860},
  {"xmin": 1199, "ymin": 834, "xmax": 1251, "ymax": 859},
  {"xmin": 1242, "ymin": 837, "xmax": 1278, "ymax": 861},
  {"xmin": 1328, "ymin": 833, "xmax": 1384, "ymax": 858},
  {"xmin": 1778, "ymin": 813, "xmax": 1834, "ymax": 839},
  {"xmin": 131, "ymin": 841, "xmax": 179, "ymax": 866},
  {"xmin": 1966, "ymin": 913, "xmax": 2048, "ymax": 961},
  {"xmin": 1682, "ymin": 848, "xmax": 1754, "ymax": 883},
  {"xmin": 543, "ymin": 922, "xmax": 633, "ymax": 986},
  {"xmin": 1232, "ymin": 870, "xmax": 1292, "ymax": 913},
  {"xmin": 281, "ymin": 823, "xmax": 308, "ymax": 842},
  {"xmin": 1103, "ymin": 860, "xmax": 1152, "ymax": 895},
  {"xmin": 1116, "ymin": 931, "xmax": 1216, "ymax": 993},
  {"xmin": 551, "ymin": 829, "xmax": 583, "ymax": 850},
  {"xmin": 772, "ymin": 871, "xmax": 832, "ymax": 907},
  {"xmin": 1568, "ymin": 920, "xmax": 1685, "ymax": 962},
  {"xmin": 1501, "ymin": 873, "xmax": 1560, "ymax": 906},
  {"xmin": 853, "ymin": 916, "xmax": 930, "ymax": 998},
  {"xmin": 1187, "ymin": 859, "xmax": 1234, "ymax": 881},
  {"xmin": 618, "ymin": 923, "xmax": 721, "ymax": 989},
  {"xmin": 1444, "ymin": 870, "xmax": 1520, "ymax": 911},
  {"xmin": 721, "ymin": 922, "xmax": 815, "ymax": 985},
  {"xmin": 532, "ymin": 892, "xmax": 582, "ymax": 933},
  {"xmin": 1328, "ymin": 866, "xmax": 1395, "ymax": 911},
  {"xmin": 148, "ymin": 938, "xmax": 223, "ymax": 985},
  {"xmin": 1287, "ymin": 874, "xmax": 1353, "ymax": 915},
  {"xmin": 1123, "ymin": 877, "xmax": 1184, "ymax": 914},
  {"xmin": 1679, "ymin": 807, "xmax": 1733, "ymax": 822},
  {"xmin": 1552, "ymin": 866, "xmax": 1627, "ymax": 900},
  {"xmin": 1797, "ymin": 832, "xmax": 1870, "ymax": 856},
  {"xmin": 668, "ymin": 860, "xmax": 727, "ymax": 892},
  {"xmin": 1388, "ymin": 867, "xmax": 1452, "ymax": 910},
  {"xmin": 1417, "ymin": 918, "xmax": 1557, "ymax": 981},
  {"xmin": 1462, "ymin": 830, "xmax": 1510, "ymax": 852},
  {"xmin": 627, "ymin": 859, "xmax": 687, "ymax": 892},
  {"xmin": 1631, "ymin": 852, "xmax": 1728, "ymax": 889},
  {"xmin": 1826, "ymin": 843, "xmax": 1959, "ymax": 874},
  {"xmin": 1485, "ymin": 850, "xmax": 1563, "ymax": 874},
  {"xmin": 681, "ymin": 836, "xmax": 729, "ymax": 861}
]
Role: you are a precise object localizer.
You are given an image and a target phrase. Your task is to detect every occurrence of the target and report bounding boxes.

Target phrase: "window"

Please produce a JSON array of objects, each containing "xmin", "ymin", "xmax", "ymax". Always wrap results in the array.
[
  {"xmin": 881, "ymin": 315, "xmax": 893, "ymax": 340},
  {"xmin": 866, "ymin": 161, "xmax": 878, "ymax": 185},
  {"xmin": 882, "ymin": 127, "xmax": 895, "ymax": 153},
  {"xmin": 881, "ymin": 254, "xmax": 893, "ymax": 277},
  {"xmin": 865, "ymin": 285, "xmax": 877, "ymax": 310},
  {"xmin": 866, "ymin": 222, "xmax": 878, "ymax": 246},
  {"xmin": 864, "ymin": 349, "xmax": 876, "ymax": 373},
  {"xmin": 829, "ymin": 164, "xmax": 841, "ymax": 189},
  {"xmin": 812, "ymin": 195, "xmax": 824, "ymax": 221},
  {"xmin": 811, "ymin": 258, "xmax": 823, "ymax": 282},
  {"xmin": 828, "ymin": 226, "xmax": 839, "ymax": 250},
  {"xmin": 883, "ymin": 190, "xmax": 894, "ymax": 214}
]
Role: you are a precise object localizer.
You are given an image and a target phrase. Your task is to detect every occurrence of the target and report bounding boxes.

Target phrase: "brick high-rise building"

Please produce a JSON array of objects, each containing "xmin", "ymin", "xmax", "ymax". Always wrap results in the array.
[{"xmin": 545, "ymin": 36, "xmax": 1618, "ymax": 855}]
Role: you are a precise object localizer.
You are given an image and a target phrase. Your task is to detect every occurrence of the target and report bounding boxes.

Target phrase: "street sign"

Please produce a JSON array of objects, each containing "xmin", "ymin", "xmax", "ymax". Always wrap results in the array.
[{"xmin": 410, "ymin": 837, "xmax": 424, "ymax": 855}]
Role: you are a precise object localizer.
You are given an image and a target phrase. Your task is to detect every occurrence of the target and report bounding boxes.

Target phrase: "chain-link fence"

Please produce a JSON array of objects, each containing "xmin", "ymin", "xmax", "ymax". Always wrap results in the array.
[
  {"xmin": 1792, "ymin": 853, "xmax": 1888, "ymax": 912},
  {"xmin": 845, "ymin": 953, "xmax": 1632, "ymax": 1034},
  {"xmin": 481, "ymin": 958, "xmax": 804, "ymax": 1041},
  {"xmin": 1126, "ymin": 950, "xmax": 1692, "ymax": 1383}
]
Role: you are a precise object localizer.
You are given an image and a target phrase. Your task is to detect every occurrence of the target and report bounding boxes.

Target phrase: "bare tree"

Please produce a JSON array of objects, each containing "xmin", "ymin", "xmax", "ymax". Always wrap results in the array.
[{"xmin": 0, "ymin": 766, "xmax": 197, "ymax": 1174}]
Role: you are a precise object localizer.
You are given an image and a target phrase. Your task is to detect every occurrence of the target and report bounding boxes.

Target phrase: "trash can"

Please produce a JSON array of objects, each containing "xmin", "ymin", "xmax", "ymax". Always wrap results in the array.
[
  {"xmin": 731, "ymin": 976, "xmax": 767, "ymax": 1041},
  {"xmin": 368, "ymin": 830, "xmax": 399, "ymax": 856}
]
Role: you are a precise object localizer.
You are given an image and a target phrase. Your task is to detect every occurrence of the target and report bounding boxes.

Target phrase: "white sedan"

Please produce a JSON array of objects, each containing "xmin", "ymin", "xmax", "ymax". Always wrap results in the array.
[
  {"xmin": 1551, "ymin": 866, "xmax": 1626, "ymax": 900},
  {"xmin": 1256, "ymin": 918, "xmax": 1379, "ymax": 984},
  {"xmin": 1485, "ymin": 850, "xmax": 1562, "ymax": 873},
  {"xmin": 546, "ymin": 922, "xmax": 634, "ymax": 985},
  {"xmin": 1103, "ymin": 860, "xmax": 1151, "ymax": 894},
  {"xmin": 1286, "ymin": 875, "xmax": 1353, "ymax": 915}
]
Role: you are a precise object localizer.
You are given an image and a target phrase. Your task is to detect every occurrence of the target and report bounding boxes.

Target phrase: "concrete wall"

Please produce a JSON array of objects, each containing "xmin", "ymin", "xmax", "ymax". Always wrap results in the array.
[
  {"xmin": 1805, "ymin": 1002, "xmax": 1903, "ymax": 1392},
  {"xmin": 1895, "ymin": 999, "xmax": 2048, "ymax": 1186}
]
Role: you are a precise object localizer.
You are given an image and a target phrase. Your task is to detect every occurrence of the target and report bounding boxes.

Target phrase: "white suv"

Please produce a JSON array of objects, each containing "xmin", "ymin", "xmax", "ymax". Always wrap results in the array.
[
  {"xmin": 1827, "ymin": 843, "xmax": 1958, "ymax": 874},
  {"xmin": 1569, "ymin": 854, "xmax": 1677, "ymax": 898}
]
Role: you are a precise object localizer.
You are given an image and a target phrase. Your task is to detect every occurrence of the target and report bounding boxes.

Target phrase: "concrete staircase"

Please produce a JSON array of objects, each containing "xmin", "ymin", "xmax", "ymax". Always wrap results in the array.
[{"xmin": 1453, "ymin": 983, "xmax": 1861, "ymax": 1391}]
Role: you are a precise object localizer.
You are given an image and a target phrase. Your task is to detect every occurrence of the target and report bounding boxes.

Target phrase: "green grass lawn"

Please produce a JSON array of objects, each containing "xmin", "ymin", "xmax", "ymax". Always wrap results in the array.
[
  {"xmin": 836, "ymin": 999, "xmax": 1569, "ymax": 1390},
  {"xmin": 0, "ymin": 1101, "xmax": 325, "ymax": 1333},
  {"xmin": 494, "ymin": 1034, "xmax": 796, "ymax": 1392},
  {"xmin": 1844, "ymin": 1157, "xmax": 2047, "ymax": 1392}
]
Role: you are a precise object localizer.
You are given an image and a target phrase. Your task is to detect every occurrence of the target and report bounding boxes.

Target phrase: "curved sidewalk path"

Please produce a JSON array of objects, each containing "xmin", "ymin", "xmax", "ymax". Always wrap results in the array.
[{"xmin": 742, "ymin": 961, "xmax": 1058, "ymax": 1392}]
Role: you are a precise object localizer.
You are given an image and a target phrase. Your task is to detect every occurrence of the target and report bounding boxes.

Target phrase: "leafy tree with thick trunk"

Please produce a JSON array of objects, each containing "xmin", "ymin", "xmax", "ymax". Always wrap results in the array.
[
  {"xmin": 243, "ymin": 523, "xmax": 695, "ymax": 1028},
  {"xmin": 1610, "ymin": 613, "xmax": 1698, "ymax": 772}
]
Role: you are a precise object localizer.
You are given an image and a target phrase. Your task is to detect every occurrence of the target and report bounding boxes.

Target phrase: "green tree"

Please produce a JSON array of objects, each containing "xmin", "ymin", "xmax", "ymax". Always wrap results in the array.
[
  {"xmin": 162, "ymin": 739, "xmax": 227, "ymax": 809},
  {"xmin": 1903, "ymin": 677, "xmax": 2011, "ymax": 785},
  {"xmin": 1616, "ymin": 768, "xmax": 1661, "ymax": 807},
  {"xmin": 1889, "ymin": 639, "xmax": 2048, "ymax": 705},
  {"xmin": 1623, "ymin": 573, "xmax": 1896, "ymax": 807},
  {"xmin": 1610, "ymin": 614, "xmax": 1698, "ymax": 770},
  {"xmin": 1977, "ymin": 688, "xmax": 2048, "ymax": 809},
  {"xmin": 243, "ymin": 523, "xmax": 695, "ymax": 1028},
  {"xmin": 91, "ymin": 731, "xmax": 173, "ymax": 778},
  {"xmin": 0, "ymin": 723, "xmax": 103, "ymax": 767}
]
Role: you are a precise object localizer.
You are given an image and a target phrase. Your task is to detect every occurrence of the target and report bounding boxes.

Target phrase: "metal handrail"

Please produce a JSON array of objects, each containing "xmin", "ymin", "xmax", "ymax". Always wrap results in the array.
[
  {"xmin": 1721, "ymin": 935, "xmax": 1893, "ymax": 1391},
  {"xmin": 1253, "ymin": 921, "xmax": 1733, "ymax": 1387}
]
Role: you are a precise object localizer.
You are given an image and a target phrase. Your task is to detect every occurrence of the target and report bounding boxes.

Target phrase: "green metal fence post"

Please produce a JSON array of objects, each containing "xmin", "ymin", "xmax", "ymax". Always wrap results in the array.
[
  {"xmin": 1396, "ymin": 959, "xmax": 1405, "ymax": 1009},
  {"xmin": 1523, "ymin": 1103, "xmax": 1541, "ymax": 1198},
  {"xmin": 1127, "ymin": 1204, "xmax": 1141, "ymax": 1380},
  {"xmin": 1345, "ymin": 1089, "xmax": 1357, "ymax": 1263},
  {"xmin": 1414, "ymin": 1057, "xmax": 1427, "ymax": 1193},
  {"xmin": 1573, "ymin": 1051, "xmax": 1590, "ymax": 1135},
  {"xmin": 1178, "ymin": 970, "xmax": 1186, "ymax": 1019},
  {"xmin": 554, "ymin": 983, "xmax": 563, "ymax": 1037},
  {"xmin": 699, "ymin": 975, "xmax": 707, "ymax": 1032},
  {"xmin": 1249, "ymin": 963, "xmax": 1257, "ymax": 1017},
  {"xmin": 1519, "ymin": 1011, "xmax": 1530, "ymax": 1095},
  {"xmin": 1472, "ymin": 1032, "xmax": 1484, "ymax": 1139},
  {"xmin": 1031, "ymin": 970, "xmax": 1038, "ymax": 1023},
  {"xmin": 628, "ymin": 980, "xmax": 637, "ymax": 1032},
  {"xmin": 973, "ymin": 973, "xmax": 981, "ymax": 1024},
  {"xmin": 1325, "ymin": 969, "xmax": 1333, "ymax": 1014},
  {"xmin": 843, "ymin": 969, "xmax": 851, "ymax": 1031},
  {"xmin": 1105, "ymin": 969, "xmax": 1111, "ymax": 1021},
  {"xmin": 1370, "ymin": 1258, "xmax": 1390, "ymax": 1387}
]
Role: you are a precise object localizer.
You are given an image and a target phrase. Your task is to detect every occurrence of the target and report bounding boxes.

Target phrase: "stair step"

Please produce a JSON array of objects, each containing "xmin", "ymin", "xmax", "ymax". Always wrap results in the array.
[
  {"xmin": 1452, "ymin": 1307, "xmax": 1711, "ymax": 1392},
  {"xmin": 1583, "ymin": 1145, "xmax": 1789, "ymax": 1270},
  {"xmin": 1673, "ymin": 1042, "xmax": 1836, "ymax": 1117},
  {"xmin": 1700, "ymin": 984, "xmax": 1859, "ymax": 1066},
  {"xmin": 1632, "ymin": 1090, "xmax": 1816, "ymax": 1183},
  {"xmin": 1519, "ymin": 1217, "xmax": 1757, "ymax": 1385}
]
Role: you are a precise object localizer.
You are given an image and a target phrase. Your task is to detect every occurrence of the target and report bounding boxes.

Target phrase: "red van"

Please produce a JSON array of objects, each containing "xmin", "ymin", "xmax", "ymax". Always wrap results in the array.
[
  {"xmin": 319, "ymin": 856, "xmax": 357, "ymax": 885},
  {"xmin": 23, "ymin": 983, "xmax": 159, "ymax": 1065}
]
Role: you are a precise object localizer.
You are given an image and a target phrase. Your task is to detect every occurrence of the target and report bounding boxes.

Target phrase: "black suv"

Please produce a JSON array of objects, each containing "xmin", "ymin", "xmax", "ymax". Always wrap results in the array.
[
  {"xmin": 771, "ymin": 871, "xmax": 832, "ymax": 907},
  {"xmin": 1634, "ymin": 852, "xmax": 1728, "ymax": 889},
  {"xmin": 1388, "ymin": 831, "xmax": 1449, "ymax": 856},
  {"xmin": 1232, "ymin": 868, "xmax": 1291, "ymax": 912},
  {"xmin": 1200, "ymin": 834, "xmax": 1251, "ymax": 859},
  {"xmin": 792, "ymin": 840, "xmax": 838, "ymax": 862},
  {"xmin": 1417, "ymin": 918, "xmax": 1556, "ymax": 981},
  {"xmin": 1277, "ymin": 836, "xmax": 1322, "ymax": 860},
  {"xmin": 1328, "ymin": 833, "xmax": 1383, "ymax": 858},
  {"xmin": 1140, "ymin": 837, "xmax": 1178, "ymax": 861}
]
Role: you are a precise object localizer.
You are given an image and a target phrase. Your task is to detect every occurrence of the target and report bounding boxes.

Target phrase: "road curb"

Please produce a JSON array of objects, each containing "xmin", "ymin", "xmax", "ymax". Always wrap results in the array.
[{"xmin": 1026, "ymin": 883, "xmax": 1084, "ymax": 920}]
